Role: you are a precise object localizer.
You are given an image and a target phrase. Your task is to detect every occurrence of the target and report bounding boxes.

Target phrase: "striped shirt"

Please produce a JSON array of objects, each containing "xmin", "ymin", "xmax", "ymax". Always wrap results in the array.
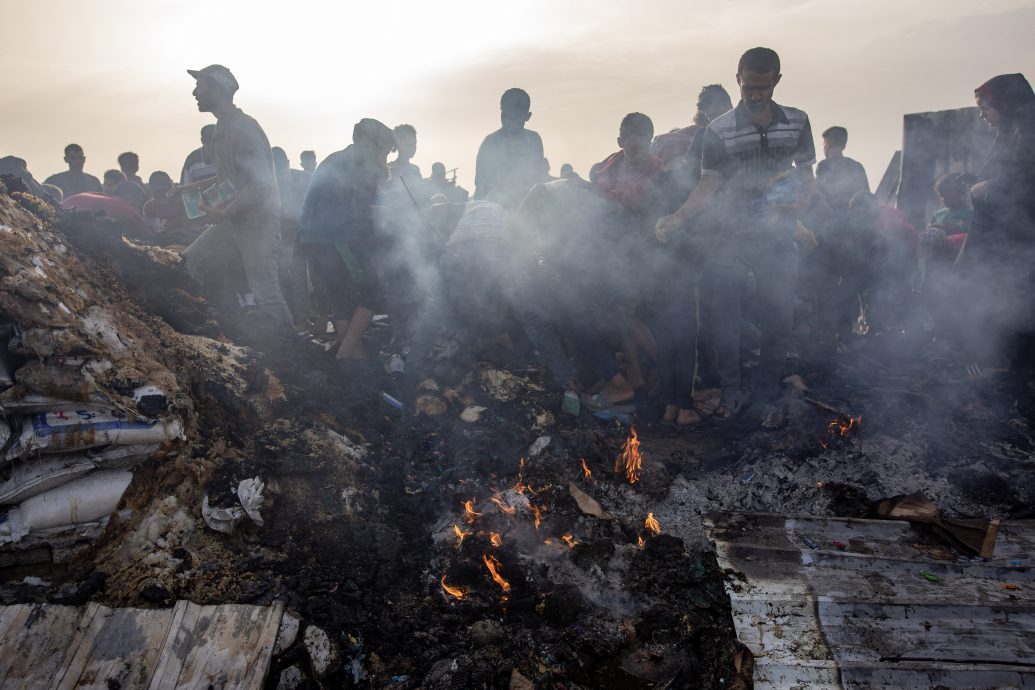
[{"xmin": 701, "ymin": 101, "xmax": 815, "ymax": 216}]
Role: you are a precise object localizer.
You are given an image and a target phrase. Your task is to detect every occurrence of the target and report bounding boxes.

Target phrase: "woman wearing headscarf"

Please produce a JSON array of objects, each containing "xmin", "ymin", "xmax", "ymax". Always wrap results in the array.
[{"xmin": 953, "ymin": 73, "xmax": 1035, "ymax": 370}]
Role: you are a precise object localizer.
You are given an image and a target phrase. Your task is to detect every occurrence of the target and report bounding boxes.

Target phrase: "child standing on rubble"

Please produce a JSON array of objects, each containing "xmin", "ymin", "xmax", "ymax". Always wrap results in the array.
[
  {"xmin": 297, "ymin": 118, "xmax": 397, "ymax": 360},
  {"xmin": 474, "ymin": 88, "xmax": 547, "ymax": 209}
]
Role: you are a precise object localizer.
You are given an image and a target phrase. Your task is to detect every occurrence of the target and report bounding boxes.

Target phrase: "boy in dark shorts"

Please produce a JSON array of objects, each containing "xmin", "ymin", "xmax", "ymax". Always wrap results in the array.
[{"xmin": 297, "ymin": 118, "xmax": 396, "ymax": 359}]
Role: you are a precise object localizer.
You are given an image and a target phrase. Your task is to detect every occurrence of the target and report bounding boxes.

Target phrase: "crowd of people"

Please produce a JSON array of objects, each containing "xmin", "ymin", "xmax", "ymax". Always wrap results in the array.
[{"xmin": 2, "ymin": 47, "xmax": 1032, "ymax": 427}]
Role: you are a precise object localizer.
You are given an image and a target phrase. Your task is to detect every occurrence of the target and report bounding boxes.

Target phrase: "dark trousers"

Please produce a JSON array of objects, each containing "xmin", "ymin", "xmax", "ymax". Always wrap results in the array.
[
  {"xmin": 702, "ymin": 238, "xmax": 798, "ymax": 399},
  {"xmin": 653, "ymin": 278, "xmax": 698, "ymax": 407}
]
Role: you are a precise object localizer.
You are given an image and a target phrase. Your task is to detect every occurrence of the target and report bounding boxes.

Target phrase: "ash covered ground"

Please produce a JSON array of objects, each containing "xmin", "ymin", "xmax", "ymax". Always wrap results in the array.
[{"xmin": 0, "ymin": 183, "xmax": 1032, "ymax": 689}]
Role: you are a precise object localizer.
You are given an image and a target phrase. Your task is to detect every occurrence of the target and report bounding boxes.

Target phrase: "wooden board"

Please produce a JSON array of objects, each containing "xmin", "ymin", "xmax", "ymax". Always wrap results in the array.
[
  {"xmin": 0, "ymin": 600, "xmax": 284, "ymax": 690},
  {"xmin": 53, "ymin": 602, "xmax": 176, "ymax": 689},
  {"xmin": 0, "ymin": 604, "xmax": 84, "ymax": 689},
  {"xmin": 704, "ymin": 512, "xmax": 1035, "ymax": 689},
  {"xmin": 148, "ymin": 600, "xmax": 284, "ymax": 690}
]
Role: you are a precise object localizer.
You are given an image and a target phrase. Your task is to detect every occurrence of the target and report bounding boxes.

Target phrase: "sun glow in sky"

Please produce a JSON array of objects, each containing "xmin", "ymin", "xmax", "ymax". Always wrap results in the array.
[{"xmin": 2, "ymin": 0, "xmax": 1034, "ymax": 190}]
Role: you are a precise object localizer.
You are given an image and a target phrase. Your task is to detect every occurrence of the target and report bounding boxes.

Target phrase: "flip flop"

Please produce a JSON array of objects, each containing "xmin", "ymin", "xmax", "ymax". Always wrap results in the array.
[
  {"xmin": 583, "ymin": 390, "xmax": 636, "ymax": 413},
  {"xmin": 714, "ymin": 387, "xmax": 750, "ymax": 420}
]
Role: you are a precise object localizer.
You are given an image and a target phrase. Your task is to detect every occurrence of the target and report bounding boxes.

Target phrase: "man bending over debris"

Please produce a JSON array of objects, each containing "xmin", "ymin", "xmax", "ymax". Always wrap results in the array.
[
  {"xmin": 297, "ymin": 118, "xmax": 396, "ymax": 360},
  {"xmin": 181, "ymin": 64, "xmax": 294, "ymax": 332},
  {"xmin": 657, "ymin": 47, "xmax": 816, "ymax": 424}
]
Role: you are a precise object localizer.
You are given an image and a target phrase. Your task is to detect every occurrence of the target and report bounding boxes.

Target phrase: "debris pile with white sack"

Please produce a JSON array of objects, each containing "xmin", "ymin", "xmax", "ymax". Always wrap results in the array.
[{"xmin": 0, "ymin": 182, "xmax": 188, "ymax": 546}]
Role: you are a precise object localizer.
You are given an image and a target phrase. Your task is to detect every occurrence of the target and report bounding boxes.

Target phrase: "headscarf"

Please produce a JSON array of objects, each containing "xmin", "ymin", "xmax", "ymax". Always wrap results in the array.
[{"xmin": 974, "ymin": 73, "xmax": 1035, "ymax": 128}]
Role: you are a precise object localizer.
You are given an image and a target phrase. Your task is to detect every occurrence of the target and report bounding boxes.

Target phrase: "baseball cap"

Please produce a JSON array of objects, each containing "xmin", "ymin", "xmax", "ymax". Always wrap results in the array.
[{"xmin": 187, "ymin": 64, "xmax": 239, "ymax": 94}]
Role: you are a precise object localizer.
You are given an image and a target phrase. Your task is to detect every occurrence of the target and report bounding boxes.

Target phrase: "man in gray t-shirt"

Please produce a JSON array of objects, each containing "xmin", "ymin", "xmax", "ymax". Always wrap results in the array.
[
  {"xmin": 45, "ymin": 144, "xmax": 101, "ymax": 198},
  {"xmin": 656, "ymin": 47, "xmax": 816, "ymax": 422}
]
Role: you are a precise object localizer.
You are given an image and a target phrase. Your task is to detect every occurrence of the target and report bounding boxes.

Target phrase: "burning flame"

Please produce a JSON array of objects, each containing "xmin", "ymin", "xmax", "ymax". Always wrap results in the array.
[
  {"xmin": 645, "ymin": 512, "xmax": 661, "ymax": 535},
  {"xmin": 482, "ymin": 553, "xmax": 511, "ymax": 593},
  {"xmin": 828, "ymin": 415, "xmax": 862, "ymax": 439},
  {"xmin": 637, "ymin": 535, "xmax": 645, "ymax": 548},
  {"xmin": 513, "ymin": 481, "xmax": 538, "ymax": 495},
  {"xmin": 440, "ymin": 575, "xmax": 466, "ymax": 600},
  {"xmin": 490, "ymin": 496, "xmax": 517, "ymax": 516},
  {"xmin": 463, "ymin": 499, "xmax": 483, "ymax": 524},
  {"xmin": 452, "ymin": 523, "xmax": 470, "ymax": 545},
  {"xmin": 581, "ymin": 459, "xmax": 592, "ymax": 479},
  {"xmin": 489, "ymin": 532, "xmax": 503, "ymax": 547},
  {"xmin": 530, "ymin": 503, "xmax": 542, "ymax": 530},
  {"xmin": 561, "ymin": 534, "xmax": 579, "ymax": 548},
  {"xmin": 615, "ymin": 426, "xmax": 643, "ymax": 484}
]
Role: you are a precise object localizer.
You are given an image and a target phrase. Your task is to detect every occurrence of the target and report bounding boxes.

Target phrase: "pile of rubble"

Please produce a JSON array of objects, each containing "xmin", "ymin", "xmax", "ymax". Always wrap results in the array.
[
  {"xmin": 2, "ymin": 176, "xmax": 1032, "ymax": 689},
  {"xmin": 0, "ymin": 183, "xmax": 180, "ymax": 548},
  {"xmin": 0, "ymin": 179, "xmax": 265, "ymax": 568}
]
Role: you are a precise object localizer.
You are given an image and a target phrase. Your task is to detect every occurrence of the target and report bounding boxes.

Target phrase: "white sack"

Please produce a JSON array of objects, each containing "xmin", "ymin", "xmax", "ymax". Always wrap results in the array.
[
  {"xmin": 4, "ymin": 408, "xmax": 183, "ymax": 461},
  {"xmin": 0, "ymin": 456, "xmax": 97, "ymax": 505},
  {"xmin": 0, "ymin": 469, "xmax": 133, "ymax": 543}
]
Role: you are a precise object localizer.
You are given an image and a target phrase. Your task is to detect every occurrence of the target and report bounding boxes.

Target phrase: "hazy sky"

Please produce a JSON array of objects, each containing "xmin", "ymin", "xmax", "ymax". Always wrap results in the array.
[{"xmin": 2, "ymin": 0, "xmax": 1033, "ymax": 191}]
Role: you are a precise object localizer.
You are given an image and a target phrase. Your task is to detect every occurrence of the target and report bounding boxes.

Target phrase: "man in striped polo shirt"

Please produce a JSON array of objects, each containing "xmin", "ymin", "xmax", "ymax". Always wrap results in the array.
[{"xmin": 656, "ymin": 47, "xmax": 816, "ymax": 422}]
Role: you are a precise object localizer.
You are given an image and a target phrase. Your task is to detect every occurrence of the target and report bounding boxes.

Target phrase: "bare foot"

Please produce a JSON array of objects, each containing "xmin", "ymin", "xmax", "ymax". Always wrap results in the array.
[
  {"xmin": 662, "ymin": 404, "xmax": 678, "ymax": 423},
  {"xmin": 603, "ymin": 383, "xmax": 635, "ymax": 404},
  {"xmin": 676, "ymin": 408, "xmax": 702, "ymax": 426}
]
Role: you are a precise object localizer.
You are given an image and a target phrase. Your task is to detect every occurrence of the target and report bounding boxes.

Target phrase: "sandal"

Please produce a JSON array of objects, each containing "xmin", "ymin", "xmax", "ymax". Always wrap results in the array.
[
  {"xmin": 714, "ymin": 387, "xmax": 750, "ymax": 420},
  {"xmin": 583, "ymin": 390, "xmax": 636, "ymax": 413}
]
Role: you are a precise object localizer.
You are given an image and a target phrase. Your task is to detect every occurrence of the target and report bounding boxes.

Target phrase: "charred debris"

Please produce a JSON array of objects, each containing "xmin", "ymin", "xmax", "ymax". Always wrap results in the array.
[{"xmin": 0, "ymin": 178, "xmax": 1032, "ymax": 689}]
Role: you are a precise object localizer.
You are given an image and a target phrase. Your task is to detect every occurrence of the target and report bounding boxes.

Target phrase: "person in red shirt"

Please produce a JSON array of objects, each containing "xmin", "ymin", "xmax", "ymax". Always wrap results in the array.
[
  {"xmin": 63, "ymin": 189, "xmax": 152, "ymax": 241},
  {"xmin": 593, "ymin": 113, "xmax": 664, "ymax": 216}
]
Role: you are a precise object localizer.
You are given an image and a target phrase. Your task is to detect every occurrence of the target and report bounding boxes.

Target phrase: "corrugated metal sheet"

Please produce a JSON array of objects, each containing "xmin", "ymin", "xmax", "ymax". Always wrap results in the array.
[
  {"xmin": 704, "ymin": 512, "xmax": 1035, "ymax": 689},
  {"xmin": 0, "ymin": 599, "xmax": 284, "ymax": 689}
]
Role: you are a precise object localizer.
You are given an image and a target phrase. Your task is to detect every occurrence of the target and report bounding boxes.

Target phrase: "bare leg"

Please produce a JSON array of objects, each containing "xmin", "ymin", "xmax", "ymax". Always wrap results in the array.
[
  {"xmin": 335, "ymin": 307, "xmax": 373, "ymax": 360},
  {"xmin": 331, "ymin": 319, "xmax": 350, "ymax": 350},
  {"xmin": 603, "ymin": 372, "xmax": 635, "ymax": 404},
  {"xmin": 620, "ymin": 332, "xmax": 646, "ymax": 389}
]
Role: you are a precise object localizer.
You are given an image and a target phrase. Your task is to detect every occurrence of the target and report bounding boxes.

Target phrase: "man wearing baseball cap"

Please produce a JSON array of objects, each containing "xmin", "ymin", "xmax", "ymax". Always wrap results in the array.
[{"xmin": 182, "ymin": 64, "xmax": 293, "ymax": 331}]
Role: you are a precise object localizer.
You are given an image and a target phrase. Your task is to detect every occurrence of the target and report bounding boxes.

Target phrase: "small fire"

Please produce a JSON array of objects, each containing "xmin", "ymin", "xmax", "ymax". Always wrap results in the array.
[
  {"xmin": 490, "ymin": 496, "xmax": 517, "ymax": 516},
  {"xmin": 828, "ymin": 415, "xmax": 862, "ymax": 439},
  {"xmin": 513, "ymin": 481, "xmax": 538, "ymax": 495},
  {"xmin": 581, "ymin": 459, "xmax": 592, "ymax": 479},
  {"xmin": 637, "ymin": 535, "xmax": 645, "ymax": 548},
  {"xmin": 530, "ymin": 503, "xmax": 542, "ymax": 530},
  {"xmin": 452, "ymin": 523, "xmax": 470, "ymax": 545},
  {"xmin": 482, "ymin": 553, "xmax": 511, "ymax": 593},
  {"xmin": 645, "ymin": 512, "xmax": 661, "ymax": 535},
  {"xmin": 561, "ymin": 534, "xmax": 579, "ymax": 548},
  {"xmin": 463, "ymin": 499, "xmax": 483, "ymax": 524},
  {"xmin": 440, "ymin": 575, "xmax": 466, "ymax": 600},
  {"xmin": 615, "ymin": 426, "xmax": 643, "ymax": 484},
  {"xmin": 489, "ymin": 532, "xmax": 503, "ymax": 547}
]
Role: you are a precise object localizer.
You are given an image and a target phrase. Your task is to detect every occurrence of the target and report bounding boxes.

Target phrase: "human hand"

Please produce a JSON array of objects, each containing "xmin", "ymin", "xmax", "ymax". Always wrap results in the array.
[
  {"xmin": 655, "ymin": 214, "xmax": 680, "ymax": 243},
  {"xmin": 199, "ymin": 201, "xmax": 227, "ymax": 222},
  {"xmin": 970, "ymin": 180, "xmax": 990, "ymax": 202}
]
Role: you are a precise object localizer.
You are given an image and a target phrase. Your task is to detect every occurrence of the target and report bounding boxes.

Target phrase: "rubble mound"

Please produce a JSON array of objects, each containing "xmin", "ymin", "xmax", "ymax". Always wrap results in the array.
[{"xmin": 0, "ymin": 182, "xmax": 747, "ymax": 688}]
